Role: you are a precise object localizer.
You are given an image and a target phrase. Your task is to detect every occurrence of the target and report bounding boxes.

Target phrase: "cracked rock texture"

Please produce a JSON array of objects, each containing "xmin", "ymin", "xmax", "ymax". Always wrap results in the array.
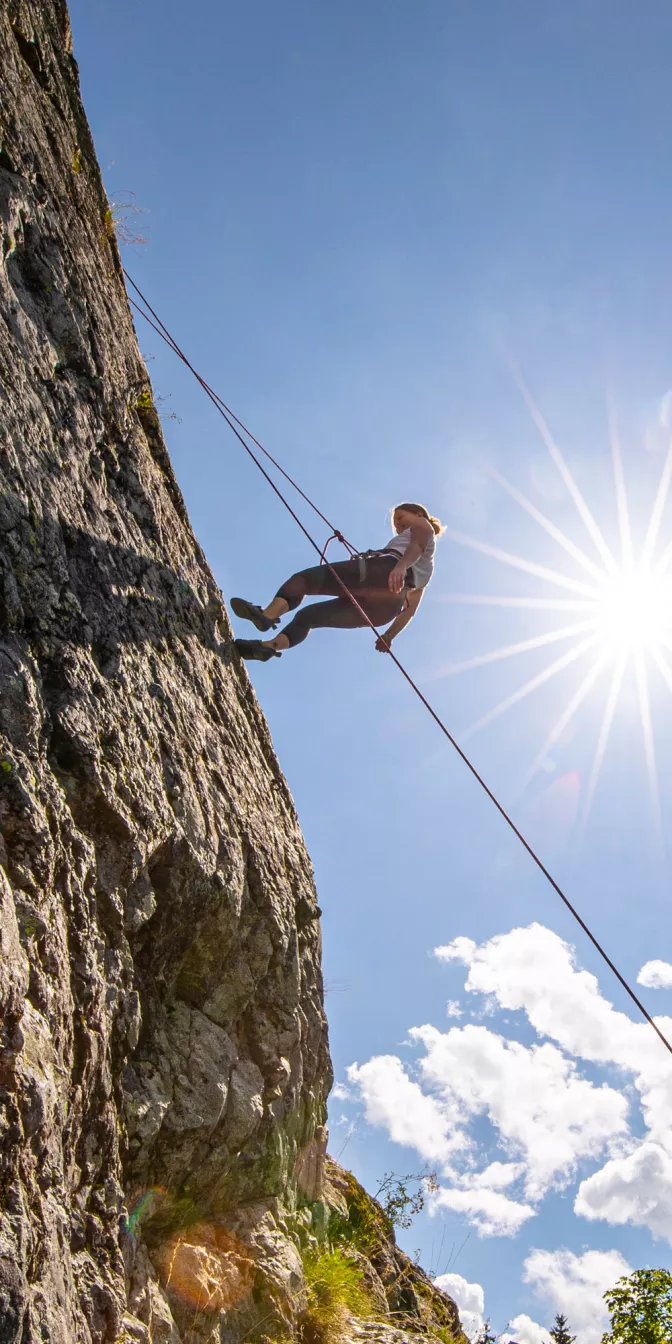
[
  {"xmin": 0, "ymin": 3, "xmax": 329, "ymax": 1339},
  {"xmin": 0, "ymin": 4, "xmax": 465, "ymax": 1343}
]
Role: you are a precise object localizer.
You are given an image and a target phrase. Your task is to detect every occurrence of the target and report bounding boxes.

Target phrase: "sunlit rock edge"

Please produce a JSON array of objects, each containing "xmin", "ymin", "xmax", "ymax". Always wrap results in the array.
[{"xmin": 0, "ymin": 4, "xmax": 466, "ymax": 1342}]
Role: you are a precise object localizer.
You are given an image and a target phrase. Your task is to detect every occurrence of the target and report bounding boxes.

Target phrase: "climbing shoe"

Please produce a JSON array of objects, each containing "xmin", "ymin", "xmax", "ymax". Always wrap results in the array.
[
  {"xmin": 230, "ymin": 597, "xmax": 279, "ymax": 632},
  {"xmin": 234, "ymin": 638, "xmax": 282, "ymax": 662}
]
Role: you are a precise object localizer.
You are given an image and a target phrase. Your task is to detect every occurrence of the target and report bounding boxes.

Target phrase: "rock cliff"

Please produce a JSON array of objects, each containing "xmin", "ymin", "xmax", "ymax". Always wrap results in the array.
[{"xmin": 0, "ymin": 4, "xmax": 466, "ymax": 1343}]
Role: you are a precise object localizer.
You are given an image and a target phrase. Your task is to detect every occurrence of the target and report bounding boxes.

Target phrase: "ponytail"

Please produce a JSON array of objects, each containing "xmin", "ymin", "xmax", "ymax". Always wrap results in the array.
[{"xmin": 394, "ymin": 501, "xmax": 445, "ymax": 536}]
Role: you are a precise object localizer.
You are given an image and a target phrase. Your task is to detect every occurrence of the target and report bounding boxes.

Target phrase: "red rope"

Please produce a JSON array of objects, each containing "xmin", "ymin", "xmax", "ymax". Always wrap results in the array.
[
  {"xmin": 124, "ymin": 270, "xmax": 672, "ymax": 1062},
  {"xmin": 319, "ymin": 533, "xmax": 345, "ymax": 564},
  {"xmin": 124, "ymin": 272, "xmax": 357, "ymax": 557}
]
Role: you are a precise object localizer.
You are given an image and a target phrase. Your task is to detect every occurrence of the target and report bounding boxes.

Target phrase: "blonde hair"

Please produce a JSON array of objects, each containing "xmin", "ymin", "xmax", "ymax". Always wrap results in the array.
[{"xmin": 393, "ymin": 501, "xmax": 445, "ymax": 536}]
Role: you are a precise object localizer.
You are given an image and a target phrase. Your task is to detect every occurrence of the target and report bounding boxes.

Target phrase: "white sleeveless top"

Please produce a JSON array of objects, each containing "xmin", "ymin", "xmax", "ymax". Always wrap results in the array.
[{"xmin": 383, "ymin": 527, "xmax": 436, "ymax": 588}]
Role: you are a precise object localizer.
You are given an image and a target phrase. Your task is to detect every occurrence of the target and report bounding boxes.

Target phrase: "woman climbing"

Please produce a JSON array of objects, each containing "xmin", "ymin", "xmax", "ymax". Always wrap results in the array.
[{"xmin": 231, "ymin": 502, "xmax": 444, "ymax": 661}]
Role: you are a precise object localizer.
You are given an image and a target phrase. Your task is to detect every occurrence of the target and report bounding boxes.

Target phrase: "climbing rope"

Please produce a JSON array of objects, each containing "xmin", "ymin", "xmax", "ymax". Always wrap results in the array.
[
  {"xmin": 124, "ymin": 273, "xmax": 356, "ymax": 557},
  {"xmin": 124, "ymin": 269, "xmax": 672, "ymax": 1062}
]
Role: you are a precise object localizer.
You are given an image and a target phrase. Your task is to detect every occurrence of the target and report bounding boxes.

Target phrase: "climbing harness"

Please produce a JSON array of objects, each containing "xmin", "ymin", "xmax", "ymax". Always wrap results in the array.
[
  {"xmin": 319, "ymin": 532, "xmax": 350, "ymax": 565},
  {"xmin": 123, "ymin": 270, "xmax": 672, "ymax": 1062}
]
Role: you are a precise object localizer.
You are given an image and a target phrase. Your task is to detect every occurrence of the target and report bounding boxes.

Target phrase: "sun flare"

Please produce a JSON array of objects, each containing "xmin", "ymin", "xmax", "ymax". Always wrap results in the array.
[
  {"xmin": 440, "ymin": 373, "xmax": 672, "ymax": 832},
  {"xmin": 592, "ymin": 568, "xmax": 672, "ymax": 654}
]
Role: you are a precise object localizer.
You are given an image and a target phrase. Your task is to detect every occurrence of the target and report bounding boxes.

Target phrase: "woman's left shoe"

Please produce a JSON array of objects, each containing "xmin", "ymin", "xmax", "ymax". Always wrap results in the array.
[
  {"xmin": 234, "ymin": 639, "xmax": 282, "ymax": 662},
  {"xmin": 230, "ymin": 597, "xmax": 279, "ymax": 631}
]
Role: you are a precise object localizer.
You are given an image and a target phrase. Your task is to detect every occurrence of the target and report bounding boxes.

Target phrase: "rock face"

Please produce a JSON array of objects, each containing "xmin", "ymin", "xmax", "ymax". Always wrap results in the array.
[
  {"xmin": 0, "ymin": 4, "xmax": 329, "ymax": 1340},
  {"xmin": 0, "ymin": 5, "xmax": 466, "ymax": 1343},
  {"xmin": 323, "ymin": 1162, "xmax": 467, "ymax": 1344}
]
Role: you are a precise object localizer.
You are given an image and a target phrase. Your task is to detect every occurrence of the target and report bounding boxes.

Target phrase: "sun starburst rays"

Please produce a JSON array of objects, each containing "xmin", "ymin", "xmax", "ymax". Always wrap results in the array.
[
  {"xmin": 437, "ymin": 619, "xmax": 596, "ymax": 678},
  {"xmin": 523, "ymin": 654, "xmax": 609, "ymax": 788},
  {"xmin": 634, "ymin": 649, "xmax": 662, "ymax": 840},
  {"xmin": 579, "ymin": 652, "xmax": 627, "ymax": 833},
  {"xmin": 438, "ymin": 594, "xmax": 594, "ymax": 612},
  {"xmin": 608, "ymin": 397, "xmax": 635, "ymax": 572},
  {"xmin": 641, "ymin": 444, "xmax": 672, "ymax": 570},
  {"xmin": 439, "ymin": 393, "xmax": 672, "ymax": 836},
  {"xmin": 508, "ymin": 362, "xmax": 618, "ymax": 573},
  {"xmin": 485, "ymin": 463, "xmax": 606, "ymax": 583},
  {"xmin": 461, "ymin": 634, "xmax": 602, "ymax": 742},
  {"xmin": 444, "ymin": 530, "xmax": 599, "ymax": 597}
]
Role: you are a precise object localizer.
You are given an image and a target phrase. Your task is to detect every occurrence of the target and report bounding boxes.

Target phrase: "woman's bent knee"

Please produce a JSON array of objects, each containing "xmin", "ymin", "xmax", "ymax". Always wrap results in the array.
[{"xmin": 276, "ymin": 571, "xmax": 307, "ymax": 612}]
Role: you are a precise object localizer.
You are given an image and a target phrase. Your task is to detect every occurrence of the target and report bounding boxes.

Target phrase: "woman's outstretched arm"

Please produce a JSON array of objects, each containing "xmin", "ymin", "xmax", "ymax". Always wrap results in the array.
[{"xmin": 375, "ymin": 588, "xmax": 424, "ymax": 651}]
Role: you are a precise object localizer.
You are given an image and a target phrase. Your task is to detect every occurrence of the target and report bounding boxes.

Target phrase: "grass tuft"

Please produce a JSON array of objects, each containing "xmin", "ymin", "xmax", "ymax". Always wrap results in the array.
[{"xmin": 300, "ymin": 1249, "xmax": 373, "ymax": 1344}]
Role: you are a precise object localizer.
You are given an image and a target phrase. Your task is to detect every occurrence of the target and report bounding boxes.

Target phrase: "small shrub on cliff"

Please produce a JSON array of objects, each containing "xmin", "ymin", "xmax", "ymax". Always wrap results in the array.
[
  {"xmin": 300, "ymin": 1248, "xmax": 372, "ymax": 1344},
  {"xmin": 103, "ymin": 193, "xmax": 148, "ymax": 246},
  {"xmin": 327, "ymin": 1168, "xmax": 393, "ymax": 1252},
  {"xmin": 374, "ymin": 1167, "xmax": 439, "ymax": 1230},
  {"xmin": 475, "ymin": 1324, "xmax": 497, "ymax": 1344},
  {"xmin": 328, "ymin": 1165, "xmax": 437, "ymax": 1255}
]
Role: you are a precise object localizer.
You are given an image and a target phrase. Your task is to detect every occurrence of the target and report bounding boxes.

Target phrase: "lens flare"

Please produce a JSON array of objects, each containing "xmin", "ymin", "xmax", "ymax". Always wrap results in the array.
[
  {"xmin": 123, "ymin": 1190, "xmax": 256, "ymax": 1319},
  {"xmin": 156, "ymin": 1223, "xmax": 255, "ymax": 1314},
  {"xmin": 123, "ymin": 1187, "xmax": 169, "ymax": 1238},
  {"xmin": 438, "ymin": 377, "xmax": 672, "ymax": 835}
]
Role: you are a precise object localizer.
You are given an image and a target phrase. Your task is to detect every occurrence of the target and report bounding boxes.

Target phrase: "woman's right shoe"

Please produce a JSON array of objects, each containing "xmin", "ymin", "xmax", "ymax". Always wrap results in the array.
[
  {"xmin": 234, "ymin": 639, "xmax": 282, "ymax": 662},
  {"xmin": 230, "ymin": 597, "xmax": 279, "ymax": 632}
]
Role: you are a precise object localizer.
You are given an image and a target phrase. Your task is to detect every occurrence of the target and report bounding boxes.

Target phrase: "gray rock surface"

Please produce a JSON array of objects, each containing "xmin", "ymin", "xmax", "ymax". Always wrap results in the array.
[
  {"xmin": 0, "ymin": 4, "xmax": 466, "ymax": 1343},
  {"xmin": 0, "ymin": 4, "xmax": 329, "ymax": 1339}
]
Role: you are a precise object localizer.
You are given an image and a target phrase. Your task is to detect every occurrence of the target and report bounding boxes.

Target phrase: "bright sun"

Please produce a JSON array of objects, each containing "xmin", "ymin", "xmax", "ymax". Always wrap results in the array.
[
  {"xmin": 441, "ymin": 374, "xmax": 672, "ymax": 831},
  {"xmin": 593, "ymin": 569, "xmax": 671, "ymax": 654}
]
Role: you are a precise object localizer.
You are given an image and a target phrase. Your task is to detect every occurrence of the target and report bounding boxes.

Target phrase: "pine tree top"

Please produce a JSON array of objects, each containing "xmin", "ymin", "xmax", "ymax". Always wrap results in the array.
[{"xmin": 550, "ymin": 1312, "xmax": 576, "ymax": 1344}]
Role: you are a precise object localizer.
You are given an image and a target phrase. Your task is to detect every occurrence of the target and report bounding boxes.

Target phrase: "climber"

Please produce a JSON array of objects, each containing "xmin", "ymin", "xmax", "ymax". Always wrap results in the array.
[{"xmin": 231, "ymin": 502, "xmax": 444, "ymax": 661}]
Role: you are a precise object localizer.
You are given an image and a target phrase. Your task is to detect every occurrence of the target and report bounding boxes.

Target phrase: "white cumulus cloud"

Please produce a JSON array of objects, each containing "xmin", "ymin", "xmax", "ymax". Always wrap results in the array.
[
  {"xmin": 431, "ymin": 1184, "xmax": 535, "ymax": 1237},
  {"xmin": 499, "ymin": 1313, "xmax": 551, "ymax": 1344},
  {"xmin": 437, "ymin": 923, "xmax": 672, "ymax": 1149},
  {"xmin": 411, "ymin": 1022, "xmax": 628, "ymax": 1199},
  {"xmin": 346, "ymin": 1055, "xmax": 465, "ymax": 1166},
  {"xmin": 637, "ymin": 959, "xmax": 672, "ymax": 989},
  {"xmin": 348, "ymin": 924, "xmax": 672, "ymax": 1244},
  {"xmin": 331, "ymin": 1082, "xmax": 352, "ymax": 1101},
  {"xmin": 471, "ymin": 1161, "xmax": 526, "ymax": 1190},
  {"xmin": 575, "ymin": 1139, "xmax": 672, "ymax": 1239},
  {"xmin": 434, "ymin": 1273, "xmax": 484, "ymax": 1341},
  {"xmin": 523, "ymin": 1247, "xmax": 630, "ymax": 1344}
]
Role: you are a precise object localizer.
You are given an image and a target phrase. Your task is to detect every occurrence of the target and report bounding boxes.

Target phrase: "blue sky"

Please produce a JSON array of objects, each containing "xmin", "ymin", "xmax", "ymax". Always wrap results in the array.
[{"xmin": 69, "ymin": 2, "xmax": 672, "ymax": 1337}]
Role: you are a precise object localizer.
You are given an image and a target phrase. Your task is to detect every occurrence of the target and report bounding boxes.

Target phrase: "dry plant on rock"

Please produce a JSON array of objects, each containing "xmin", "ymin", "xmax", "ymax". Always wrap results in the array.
[{"xmin": 299, "ymin": 1248, "xmax": 373, "ymax": 1344}]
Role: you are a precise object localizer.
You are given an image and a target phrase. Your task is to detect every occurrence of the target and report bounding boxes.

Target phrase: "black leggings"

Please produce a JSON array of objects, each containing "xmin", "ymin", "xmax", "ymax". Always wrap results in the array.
[{"xmin": 277, "ymin": 555, "xmax": 407, "ymax": 648}]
